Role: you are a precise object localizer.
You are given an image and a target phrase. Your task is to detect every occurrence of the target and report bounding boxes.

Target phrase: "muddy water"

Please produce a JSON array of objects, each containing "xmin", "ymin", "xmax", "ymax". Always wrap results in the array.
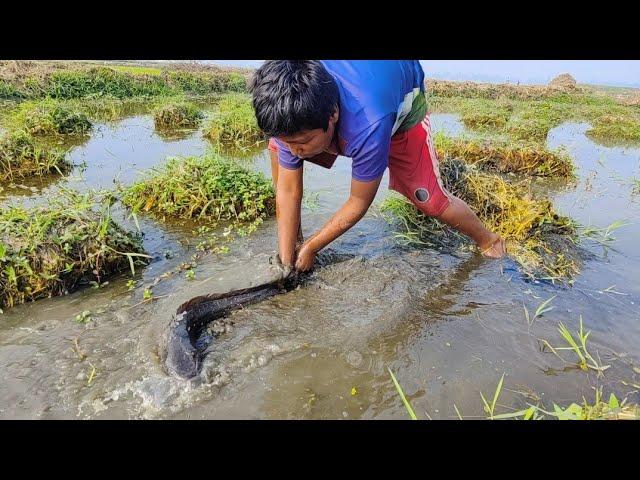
[{"xmin": 1, "ymin": 111, "xmax": 639, "ymax": 419}]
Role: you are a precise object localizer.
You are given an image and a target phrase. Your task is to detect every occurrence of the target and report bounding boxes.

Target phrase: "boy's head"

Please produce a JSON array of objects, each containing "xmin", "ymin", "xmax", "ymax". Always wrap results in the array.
[{"xmin": 250, "ymin": 60, "xmax": 339, "ymax": 159}]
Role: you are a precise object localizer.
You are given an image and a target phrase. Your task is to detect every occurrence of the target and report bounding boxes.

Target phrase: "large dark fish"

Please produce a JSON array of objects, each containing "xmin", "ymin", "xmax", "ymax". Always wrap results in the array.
[{"xmin": 164, "ymin": 257, "xmax": 303, "ymax": 379}]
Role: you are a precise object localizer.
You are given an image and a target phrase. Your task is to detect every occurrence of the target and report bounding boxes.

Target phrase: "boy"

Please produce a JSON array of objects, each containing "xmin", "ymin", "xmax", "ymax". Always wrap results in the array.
[{"xmin": 249, "ymin": 60, "xmax": 506, "ymax": 272}]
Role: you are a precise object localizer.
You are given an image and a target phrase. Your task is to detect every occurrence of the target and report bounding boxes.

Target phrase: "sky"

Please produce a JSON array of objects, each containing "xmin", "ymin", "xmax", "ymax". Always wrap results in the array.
[{"xmin": 201, "ymin": 60, "xmax": 640, "ymax": 88}]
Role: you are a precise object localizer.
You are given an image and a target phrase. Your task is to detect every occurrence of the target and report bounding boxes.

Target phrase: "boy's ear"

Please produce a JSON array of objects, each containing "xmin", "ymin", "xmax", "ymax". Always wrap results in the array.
[{"xmin": 330, "ymin": 107, "xmax": 339, "ymax": 124}]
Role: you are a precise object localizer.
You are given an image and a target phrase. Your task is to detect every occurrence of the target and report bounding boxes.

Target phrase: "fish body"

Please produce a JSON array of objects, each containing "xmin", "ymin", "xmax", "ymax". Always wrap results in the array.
[
  {"xmin": 163, "ymin": 251, "xmax": 355, "ymax": 380},
  {"xmin": 165, "ymin": 258, "xmax": 298, "ymax": 379}
]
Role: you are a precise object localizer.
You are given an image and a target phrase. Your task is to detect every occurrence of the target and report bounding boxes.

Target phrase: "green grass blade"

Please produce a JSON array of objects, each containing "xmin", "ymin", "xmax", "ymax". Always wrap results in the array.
[
  {"xmin": 491, "ymin": 373, "xmax": 505, "ymax": 416},
  {"xmin": 388, "ymin": 367, "xmax": 418, "ymax": 420},
  {"xmin": 480, "ymin": 391, "xmax": 490, "ymax": 414},
  {"xmin": 453, "ymin": 403, "xmax": 463, "ymax": 420},
  {"xmin": 491, "ymin": 408, "xmax": 535, "ymax": 420},
  {"xmin": 534, "ymin": 295, "xmax": 556, "ymax": 319}
]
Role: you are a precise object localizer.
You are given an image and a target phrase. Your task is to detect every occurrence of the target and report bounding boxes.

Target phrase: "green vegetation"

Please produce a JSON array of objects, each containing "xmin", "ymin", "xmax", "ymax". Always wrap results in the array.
[
  {"xmin": 434, "ymin": 132, "xmax": 575, "ymax": 177},
  {"xmin": 203, "ymin": 93, "xmax": 264, "ymax": 150},
  {"xmin": 389, "ymin": 368, "xmax": 639, "ymax": 420},
  {"xmin": 0, "ymin": 130, "xmax": 69, "ymax": 180},
  {"xmin": 121, "ymin": 152, "xmax": 274, "ymax": 238},
  {"xmin": 428, "ymin": 79, "xmax": 640, "ymax": 146},
  {"xmin": 0, "ymin": 189, "xmax": 148, "ymax": 309},
  {"xmin": 9, "ymin": 99, "xmax": 92, "ymax": 136},
  {"xmin": 153, "ymin": 101, "xmax": 203, "ymax": 129},
  {"xmin": 380, "ymin": 158, "xmax": 579, "ymax": 282},
  {"xmin": 586, "ymin": 114, "xmax": 640, "ymax": 144},
  {"xmin": 0, "ymin": 61, "xmax": 248, "ymax": 100}
]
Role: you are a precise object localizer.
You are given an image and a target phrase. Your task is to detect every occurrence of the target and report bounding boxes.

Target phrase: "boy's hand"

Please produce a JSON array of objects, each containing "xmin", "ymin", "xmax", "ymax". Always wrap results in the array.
[
  {"xmin": 294, "ymin": 242, "xmax": 317, "ymax": 272},
  {"xmin": 292, "ymin": 176, "xmax": 382, "ymax": 272}
]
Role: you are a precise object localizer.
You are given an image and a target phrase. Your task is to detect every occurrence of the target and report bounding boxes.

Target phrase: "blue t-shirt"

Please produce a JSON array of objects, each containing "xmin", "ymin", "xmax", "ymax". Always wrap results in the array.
[{"xmin": 274, "ymin": 60, "xmax": 426, "ymax": 182}]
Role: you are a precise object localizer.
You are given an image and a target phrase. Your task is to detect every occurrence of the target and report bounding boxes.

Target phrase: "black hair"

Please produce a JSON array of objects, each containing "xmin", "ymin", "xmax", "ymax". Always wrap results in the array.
[{"xmin": 249, "ymin": 60, "xmax": 340, "ymax": 137}]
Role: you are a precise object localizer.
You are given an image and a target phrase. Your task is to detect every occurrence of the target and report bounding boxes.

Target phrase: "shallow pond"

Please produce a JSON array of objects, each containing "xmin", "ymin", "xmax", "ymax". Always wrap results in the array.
[{"xmin": 1, "ymin": 110, "xmax": 638, "ymax": 419}]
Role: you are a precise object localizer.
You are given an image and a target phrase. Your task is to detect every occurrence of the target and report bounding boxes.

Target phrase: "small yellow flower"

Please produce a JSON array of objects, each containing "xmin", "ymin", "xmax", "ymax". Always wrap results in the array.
[{"xmin": 351, "ymin": 387, "xmax": 358, "ymax": 396}]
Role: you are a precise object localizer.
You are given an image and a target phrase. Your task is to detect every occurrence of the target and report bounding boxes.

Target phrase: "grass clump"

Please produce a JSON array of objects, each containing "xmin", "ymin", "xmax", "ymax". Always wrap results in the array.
[
  {"xmin": 164, "ymin": 70, "xmax": 247, "ymax": 95},
  {"xmin": 0, "ymin": 79, "xmax": 21, "ymax": 99},
  {"xmin": 389, "ymin": 366, "xmax": 639, "ymax": 420},
  {"xmin": 506, "ymin": 117, "xmax": 554, "ymax": 142},
  {"xmin": 111, "ymin": 65, "xmax": 162, "ymax": 76},
  {"xmin": 505, "ymin": 102, "xmax": 572, "ymax": 142},
  {"xmin": 0, "ymin": 61, "xmax": 248, "ymax": 100},
  {"xmin": 427, "ymin": 79, "xmax": 569, "ymax": 101},
  {"xmin": 586, "ymin": 113, "xmax": 640, "ymax": 144},
  {"xmin": 457, "ymin": 98, "xmax": 514, "ymax": 130},
  {"xmin": 380, "ymin": 157, "xmax": 579, "ymax": 282},
  {"xmin": 538, "ymin": 316, "xmax": 611, "ymax": 375},
  {"xmin": 203, "ymin": 94, "xmax": 264, "ymax": 150},
  {"xmin": 10, "ymin": 99, "xmax": 92, "ymax": 136},
  {"xmin": 475, "ymin": 376, "xmax": 638, "ymax": 420},
  {"xmin": 433, "ymin": 133, "xmax": 574, "ymax": 178},
  {"xmin": 70, "ymin": 96, "xmax": 153, "ymax": 123},
  {"xmin": 427, "ymin": 79, "xmax": 640, "ymax": 146},
  {"xmin": 0, "ymin": 189, "xmax": 148, "ymax": 309},
  {"xmin": 0, "ymin": 130, "xmax": 70, "ymax": 180},
  {"xmin": 153, "ymin": 101, "xmax": 203, "ymax": 129},
  {"xmin": 121, "ymin": 152, "xmax": 274, "ymax": 236},
  {"xmin": 38, "ymin": 67, "xmax": 171, "ymax": 99},
  {"xmin": 461, "ymin": 109, "xmax": 510, "ymax": 130},
  {"xmin": 544, "ymin": 389, "xmax": 640, "ymax": 420}
]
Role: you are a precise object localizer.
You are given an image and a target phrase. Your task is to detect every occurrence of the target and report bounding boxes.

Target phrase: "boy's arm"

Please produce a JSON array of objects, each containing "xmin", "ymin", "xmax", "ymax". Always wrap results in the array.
[
  {"xmin": 269, "ymin": 148, "xmax": 303, "ymax": 244},
  {"xmin": 276, "ymin": 164, "xmax": 304, "ymax": 266},
  {"xmin": 295, "ymin": 175, "xmax": 382, "ymax": 271},
  {"xmin": 295, "ymin": 116, "xmax": 392, "ymax": 271}
]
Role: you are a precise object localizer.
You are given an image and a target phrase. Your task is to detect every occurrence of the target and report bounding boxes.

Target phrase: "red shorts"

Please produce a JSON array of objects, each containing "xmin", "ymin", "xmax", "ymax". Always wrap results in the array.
[{"xmin": 268, "ymin": 113, "xmax": 452, "ymax": 217}]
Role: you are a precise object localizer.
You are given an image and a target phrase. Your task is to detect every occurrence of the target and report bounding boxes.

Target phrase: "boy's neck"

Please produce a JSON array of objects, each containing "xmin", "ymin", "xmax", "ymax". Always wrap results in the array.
[{"xmin": 324, "ymin": 131, "xmax": 340, "ymax": 155}]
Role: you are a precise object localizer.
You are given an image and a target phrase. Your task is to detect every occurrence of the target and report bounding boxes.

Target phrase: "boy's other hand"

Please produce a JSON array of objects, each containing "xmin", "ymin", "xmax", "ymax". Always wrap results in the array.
[{"xmin": 294, "ymin": 242, "xmax": 317, "ymax": 272}]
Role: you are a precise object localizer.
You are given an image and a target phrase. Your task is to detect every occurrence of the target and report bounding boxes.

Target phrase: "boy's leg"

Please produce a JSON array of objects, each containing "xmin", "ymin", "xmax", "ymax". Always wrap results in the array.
[
  {"xmin": 268, "ymin": 139, "xmax": 304, "ymax": 244},
  {"xmin": 388, "ymin": 115, "xmax": 506, "ymax": 258},
  {"xmin": 437, "ymin": 196, "xmax": 505, "ymax": 257}
]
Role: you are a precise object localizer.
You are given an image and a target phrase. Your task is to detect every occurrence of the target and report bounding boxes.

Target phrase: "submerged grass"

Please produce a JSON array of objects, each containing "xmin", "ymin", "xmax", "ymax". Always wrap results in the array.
[
  {"xmin": 433, "ymin": 132, "xmax": 575, "ymax": 178},
  {"xmin": 0, "ymin": 189, "xmax": 148, "ymax": 309},
  {"xmin": 203, "ymin": 93, "xmax": 265, "ymax": 150},
  {"xmin": 0, "ymin": 130, "xmax": 70, "ymax": 180},
  {"xmin": 380, "ymin": 157, "xmax": 579, "ymax": 282},
  {"xmin": 121, "ymin": 152, "xmax": 274, "ymax": 237}
]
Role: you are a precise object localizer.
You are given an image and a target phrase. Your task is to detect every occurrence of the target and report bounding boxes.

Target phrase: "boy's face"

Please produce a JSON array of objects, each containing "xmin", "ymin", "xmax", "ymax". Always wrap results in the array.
[{"xmin": 277, "ymin": 110, "xmax": 339, "ymax": 159}]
